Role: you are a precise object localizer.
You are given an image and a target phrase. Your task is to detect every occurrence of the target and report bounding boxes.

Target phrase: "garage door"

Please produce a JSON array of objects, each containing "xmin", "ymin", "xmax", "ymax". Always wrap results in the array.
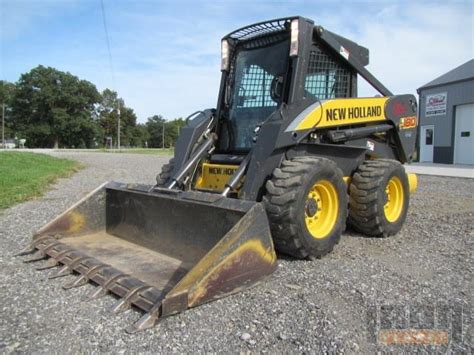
[{"xmin": 454, "ymin": 103, "xmax": 474, "ymax": 164}]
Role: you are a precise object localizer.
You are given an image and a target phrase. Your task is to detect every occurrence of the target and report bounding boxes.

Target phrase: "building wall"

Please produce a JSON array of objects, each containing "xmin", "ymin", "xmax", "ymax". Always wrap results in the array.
[{"xmin": 418, "ymin": 80, "xmax": 474, "ymax": 163}]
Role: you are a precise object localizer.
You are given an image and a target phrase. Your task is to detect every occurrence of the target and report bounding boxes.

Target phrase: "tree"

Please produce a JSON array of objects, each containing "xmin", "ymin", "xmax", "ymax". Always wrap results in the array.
[
  {"xmin": 145, "ymin": 115, "xmax": 166, "ymax": 148},
  {"xmin": 129, "ymin": 124, "xmax": 150, "ymax": 147},
  {"xmin": 164, "ymin": 118, "xmax": 186, "ymax": 147},
  {"xmin": 97, "ymin": 89, "xmax": 138, "ymax": 147},
  {"xmin": 10, "ymin": 66, "xmax": 101, "ymax": 148},
  {"xmin": 145, "ymin": 116, "xmax": 187, "ymax": 148},
  {"xmin": 0, "ymin": 80, "xmax": 16, "ymax": 140}
]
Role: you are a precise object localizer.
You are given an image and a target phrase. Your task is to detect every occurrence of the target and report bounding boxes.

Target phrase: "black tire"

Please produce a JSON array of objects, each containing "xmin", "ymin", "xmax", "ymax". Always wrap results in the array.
[
  {"xmin": 348, "ymin": 159, "xmax": 409, "ymax": 237},
  {"xmin": 264, "ymin": 157, "xmax": 347, "ymax": 259},
  {"xmin": 156, "ymin": 158, "xmax": 175, "ymax": 186}
]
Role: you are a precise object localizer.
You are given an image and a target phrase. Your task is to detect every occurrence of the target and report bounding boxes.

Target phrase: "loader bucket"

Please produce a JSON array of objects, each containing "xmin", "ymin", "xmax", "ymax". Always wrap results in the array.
[{"xmin": 22, "ymin": 182, "xmax": 276, "ymax": 332}]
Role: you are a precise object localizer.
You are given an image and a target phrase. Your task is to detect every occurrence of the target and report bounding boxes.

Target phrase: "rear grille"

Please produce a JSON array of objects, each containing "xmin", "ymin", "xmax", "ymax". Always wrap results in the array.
[{"xmin": 304, "ymin": 44, "xmax": 351, "ymax": 99}]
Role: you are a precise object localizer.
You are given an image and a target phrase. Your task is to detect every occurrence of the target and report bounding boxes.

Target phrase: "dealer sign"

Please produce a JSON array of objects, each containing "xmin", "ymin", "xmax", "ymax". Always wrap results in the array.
[{"xmin": 426, "ymin": 92, "xmax": 447, "ymax": 117}]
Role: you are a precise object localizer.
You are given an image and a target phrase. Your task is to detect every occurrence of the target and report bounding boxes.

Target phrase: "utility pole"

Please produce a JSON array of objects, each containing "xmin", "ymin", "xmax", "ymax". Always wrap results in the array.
[
  {"xmin": 2, "ymin": 103, "xmax": 4, "ymax": 148},
  {"xmin": 162, "ymin": 122, "xmax": 165, "ymax": 149},
  {"xmin": 117, "ymin": 102, "xmax": 121, "ymax": 150}
]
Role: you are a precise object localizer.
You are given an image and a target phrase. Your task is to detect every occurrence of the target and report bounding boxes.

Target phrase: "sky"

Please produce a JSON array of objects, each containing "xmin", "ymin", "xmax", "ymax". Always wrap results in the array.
[{"xmin": 1, "ymin": 0, "xmax": 473, "ymax": 122}]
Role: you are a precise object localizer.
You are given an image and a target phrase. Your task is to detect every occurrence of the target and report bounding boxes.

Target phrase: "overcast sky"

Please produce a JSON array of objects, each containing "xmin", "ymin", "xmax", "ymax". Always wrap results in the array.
[{"xmin": 1, "ymin": 0, "xmax": 473, "ymax": 122}]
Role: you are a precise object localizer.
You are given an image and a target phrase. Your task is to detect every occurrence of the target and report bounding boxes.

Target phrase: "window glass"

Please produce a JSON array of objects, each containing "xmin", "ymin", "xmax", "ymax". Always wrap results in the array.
[{"xmin": 425, "ymin": 128, "xmax": 433, "ymax": 145}]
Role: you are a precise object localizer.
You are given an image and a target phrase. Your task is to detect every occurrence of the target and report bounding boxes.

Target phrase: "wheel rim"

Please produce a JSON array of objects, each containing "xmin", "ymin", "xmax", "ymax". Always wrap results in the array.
[
  {"xmin": 304, "ymin": 180, "xmax": 339, "ymax": 239},
  {"xmin": 384, "ymin": 176, "xmax": 404, "ymax": 222}
]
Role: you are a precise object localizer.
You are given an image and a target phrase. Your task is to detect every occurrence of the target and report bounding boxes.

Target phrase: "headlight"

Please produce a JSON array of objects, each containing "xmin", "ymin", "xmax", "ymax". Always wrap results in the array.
[
  {"xmin": 221, "ymin": 39, "xmax": 230, "ymax": 71},
  {"xmin": 290, "ymin": 19, "xmax": 299, "ymax": 57}
]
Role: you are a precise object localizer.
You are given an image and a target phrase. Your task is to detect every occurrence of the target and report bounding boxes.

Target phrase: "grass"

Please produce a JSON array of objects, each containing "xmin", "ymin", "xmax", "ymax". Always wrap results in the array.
[
  {"xmin": 94, "ymin": 148, "xmax": 174, "ymax": 156},
  {"xmin": 0, "ymin": 152, "xmax": 81, "ymax": 209}
]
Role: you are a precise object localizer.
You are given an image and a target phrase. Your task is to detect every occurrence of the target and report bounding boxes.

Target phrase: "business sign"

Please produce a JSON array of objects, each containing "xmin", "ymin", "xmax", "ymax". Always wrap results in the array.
[{"xmin": 426, "ymin": 92, "xmax": 447, "ymax": 117}]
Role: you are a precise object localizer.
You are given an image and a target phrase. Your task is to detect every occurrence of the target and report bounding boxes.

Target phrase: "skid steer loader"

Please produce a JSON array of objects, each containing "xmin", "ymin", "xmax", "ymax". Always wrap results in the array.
[{"xmin": 20, "ymin": 16, "xmax": 418, "ymax": 332}]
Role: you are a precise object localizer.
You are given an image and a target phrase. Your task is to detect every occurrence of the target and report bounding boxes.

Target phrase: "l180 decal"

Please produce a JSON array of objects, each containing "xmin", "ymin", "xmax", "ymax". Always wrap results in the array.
[{"xmin": 399, "ymin": 116, "xmax": 417, "ymax": 129}]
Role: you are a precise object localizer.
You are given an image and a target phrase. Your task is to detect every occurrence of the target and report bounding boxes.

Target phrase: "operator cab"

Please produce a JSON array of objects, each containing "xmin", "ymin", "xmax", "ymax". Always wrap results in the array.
[
  {"xmin": 195, "ymin": 17, "xmax": 371, "ymax": 193},
  {"xmin": 215, "ymin": 17, "xmax": 357, "ymax": 157}
]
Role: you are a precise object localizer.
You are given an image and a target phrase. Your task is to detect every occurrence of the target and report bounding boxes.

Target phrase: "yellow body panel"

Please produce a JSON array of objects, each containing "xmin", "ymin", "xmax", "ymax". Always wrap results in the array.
[
  {"xmin": 194, "ymin": 162, "xmax": 239, "ymax": 192},
  {"xmin": 296, "ymin": 97, "xmax": 389, "ymax": 131}
]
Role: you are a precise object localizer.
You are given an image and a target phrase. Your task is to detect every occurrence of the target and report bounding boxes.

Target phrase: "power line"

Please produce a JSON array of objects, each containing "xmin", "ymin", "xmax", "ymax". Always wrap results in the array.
[{"xmin": 100, "ymin": 0, "xmax": 120, "ymax": 150}]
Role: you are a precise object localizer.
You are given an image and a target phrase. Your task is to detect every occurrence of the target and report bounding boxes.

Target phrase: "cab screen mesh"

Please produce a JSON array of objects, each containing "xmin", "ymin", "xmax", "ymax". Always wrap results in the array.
[{"xmin": 304, "ymin": 44, "xmax": 351, "ymax": 99}]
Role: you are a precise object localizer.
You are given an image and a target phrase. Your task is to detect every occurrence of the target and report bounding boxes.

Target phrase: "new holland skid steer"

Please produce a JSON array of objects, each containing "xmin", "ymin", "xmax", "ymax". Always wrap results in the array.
[{"xmin": 20, "ymin": 17, "xmax": 418, "ymax": 332}]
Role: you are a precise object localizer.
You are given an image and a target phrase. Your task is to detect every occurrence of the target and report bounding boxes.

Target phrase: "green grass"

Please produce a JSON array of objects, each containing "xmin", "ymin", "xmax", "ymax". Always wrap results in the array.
[
  {"xmin": 0, "ymin": 152, "xmax": 81, "ymax": 209},
  {"xmin": 98, "ymin": 148, "xmax": 174, "ymax": 156}
]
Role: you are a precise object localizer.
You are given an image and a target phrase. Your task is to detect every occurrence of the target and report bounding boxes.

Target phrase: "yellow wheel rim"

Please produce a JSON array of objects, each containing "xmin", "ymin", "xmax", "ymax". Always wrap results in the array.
[
  {"xmin": 384, "ymin": 176, "xmax": 404, "ymax": 222},
  {"xmin": 304, "ymin": 180, "xmax": 339, "ymax": 239}
]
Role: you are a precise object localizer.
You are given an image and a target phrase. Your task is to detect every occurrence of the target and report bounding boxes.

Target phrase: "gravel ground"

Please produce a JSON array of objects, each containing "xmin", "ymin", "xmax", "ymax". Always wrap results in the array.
[{"xmin": 0, "ymin": 152, "xmax": 472, "ymax": 353}]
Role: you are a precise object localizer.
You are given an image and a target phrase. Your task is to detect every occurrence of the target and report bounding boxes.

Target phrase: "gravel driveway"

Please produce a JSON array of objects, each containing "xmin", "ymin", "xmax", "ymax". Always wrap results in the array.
[{"xmin": 1, "ymin": 152, "xmax": 472, "ymax": 353}]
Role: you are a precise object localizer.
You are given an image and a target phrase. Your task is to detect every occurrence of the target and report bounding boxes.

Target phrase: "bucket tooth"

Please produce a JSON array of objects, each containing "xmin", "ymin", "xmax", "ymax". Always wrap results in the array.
[
  {"xmin": 126, "ymin": 297, "xmax": 162, "ymax": 333},
  {"xmin": 126, "ymin": 312, "xmax": 159, "ymax": 333},
  {"xmin": 38, "ymin": 240, "xmax": 61, "ymax": 254},
  {"xmin": 36, "ymin": 258, "xmax": 60, "ymax": 270},
  {"xmin": 63, "ymin": 274, "xmax": 88, "ymax": 290},
  {"xmin": 111, "ymin": 285, "xmax": 153, "ymax": 314},
  {"xmin": 47, "ymin": 248, "xmax": 73, "ymax": 264},
  {"xmin": 111, "ymin": 299, "xmax": 129, "ymax": 314},
  {"xmin": 87, "ymin": 273, "xmax": 129, "ymax": 300},
  {"xmin": 63, "ymin": 264, "xmax": 107, "ymax": 290},
  {"xmin": 23, "ymin": 251, "xmax": 47, "ymax": 263},
  {"xmin": 24, "ymin": 239, "xmax": 59, "ymax": 263},
  {"xmin": 32, "ymin": 235, "xmax": 55, "ymax": 246},
  {"xmin": 49, "ymin": 265, "xmax": 72, "ymax": 279},
  {"xmin": 50, "ymin": 255, "xmax": 91, "ymax": 280},
  {"xmin": 15, "ymin": 245, "xmax": 36, "ymax": 257},
  {"xmin": 87, "ymin": 286, "xmax": 108, "ymax": 300}
]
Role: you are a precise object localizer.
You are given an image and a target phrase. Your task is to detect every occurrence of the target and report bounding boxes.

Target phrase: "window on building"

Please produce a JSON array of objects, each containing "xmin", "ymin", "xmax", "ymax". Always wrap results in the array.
[{"xmin": 425, "ymin": 128, "xmax": 433, "ymax": 145}]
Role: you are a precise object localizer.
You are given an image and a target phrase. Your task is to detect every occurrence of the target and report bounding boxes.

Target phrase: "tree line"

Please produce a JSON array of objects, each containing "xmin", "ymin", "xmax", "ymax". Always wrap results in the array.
[{"xmin": 0, "ymin": 66, "xmax": 186, "ymax": 148}]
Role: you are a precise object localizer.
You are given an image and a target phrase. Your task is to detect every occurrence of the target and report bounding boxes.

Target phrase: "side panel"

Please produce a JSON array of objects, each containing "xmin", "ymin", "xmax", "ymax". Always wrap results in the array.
[
  {"xmin": 384, "ymin": 95, "xmax": 418, "ymax": 162},
  {"xmin": 287, "ymin": 144, "xmax": 367, "ymax": 176},
  {"xmin": 172, "ymin": 109, "xmax": 215, "ymax": 176},
  {"xmin": 284, "ymin": 95, "xmax": 418, "ymax": 163},
  {"xmin": 288, "ymin": 97, "xmax": 388, "ymax": 131}
]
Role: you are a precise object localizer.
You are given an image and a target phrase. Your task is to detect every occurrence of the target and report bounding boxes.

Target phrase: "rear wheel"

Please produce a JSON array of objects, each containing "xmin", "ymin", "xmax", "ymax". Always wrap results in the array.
[
  {"xmin": 348, "ymin": 159, "xmax": 409, "ymax": 237},
  {"xmin": 264, "ymin": 157, "xmax": 347, "ymax": 259},
  {"xmin": 156, "ymin": 158, "xmax": 175, "ymax": 186}
]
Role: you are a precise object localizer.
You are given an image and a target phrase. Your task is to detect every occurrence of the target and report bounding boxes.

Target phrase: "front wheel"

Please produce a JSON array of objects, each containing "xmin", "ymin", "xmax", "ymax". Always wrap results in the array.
[
  {"xmin": 156, "ymin": 158, "xmax": 175, "ymax": 186},
  {"xmin": 264, "ymin": 157, "xmax": 348, "ymax": 259}
]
